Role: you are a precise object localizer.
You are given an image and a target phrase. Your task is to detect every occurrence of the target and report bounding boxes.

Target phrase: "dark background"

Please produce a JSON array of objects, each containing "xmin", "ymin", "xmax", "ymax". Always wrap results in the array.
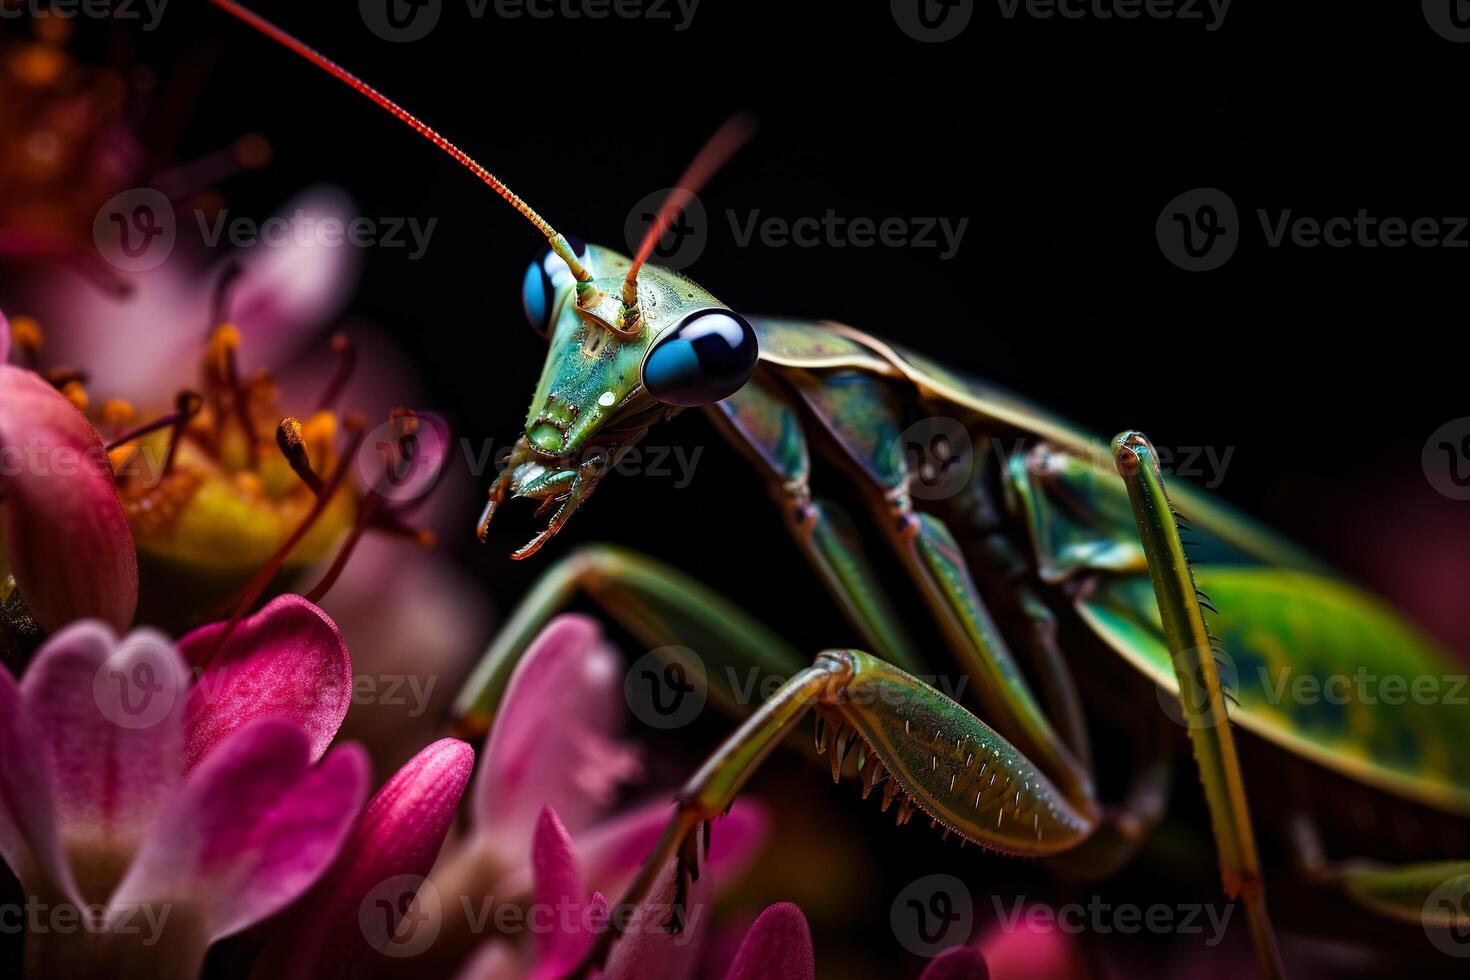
[{"xmin": 21, "ymin": 2, "xmax": 1470, "ymax": 977}]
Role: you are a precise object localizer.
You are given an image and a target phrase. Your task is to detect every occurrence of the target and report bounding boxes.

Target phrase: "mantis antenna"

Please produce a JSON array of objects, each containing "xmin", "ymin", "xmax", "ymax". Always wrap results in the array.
[
  {"xmin": 619, "ymin": 114, "xmax": 756, "ymax": 328},
  {"xmin": 207, "ymin": 0, "xmax": 592, "ymax": 285}
]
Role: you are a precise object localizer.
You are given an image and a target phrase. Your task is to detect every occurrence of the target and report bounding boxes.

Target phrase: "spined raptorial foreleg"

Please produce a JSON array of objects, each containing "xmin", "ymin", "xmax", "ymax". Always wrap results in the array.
[{"xmin": 576, "ymin": 648, "xmax": 1101, "ymax": 974}]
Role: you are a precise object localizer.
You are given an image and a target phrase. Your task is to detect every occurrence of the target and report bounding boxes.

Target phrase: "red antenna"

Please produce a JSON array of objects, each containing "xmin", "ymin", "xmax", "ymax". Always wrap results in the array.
[
  {"xmin": 208, "ymin": 0, "xmax": 590, "ymax": 283},
  {"xmin": 621, "ymin": 115, "xmax": 756, "ymax": 316}
]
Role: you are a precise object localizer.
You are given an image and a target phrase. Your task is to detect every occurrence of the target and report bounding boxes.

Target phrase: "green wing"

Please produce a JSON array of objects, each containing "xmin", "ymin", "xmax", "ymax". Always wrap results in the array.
[{"xmin": 1079, "ymin": 567, "xmax": 1470, "ymax": 815}]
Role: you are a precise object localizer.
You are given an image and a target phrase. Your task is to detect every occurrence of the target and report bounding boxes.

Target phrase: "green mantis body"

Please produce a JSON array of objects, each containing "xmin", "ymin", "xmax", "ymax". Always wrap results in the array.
[{"xmin": 210, "ymin": 4, "xmax": 1470, "ymax": 974}]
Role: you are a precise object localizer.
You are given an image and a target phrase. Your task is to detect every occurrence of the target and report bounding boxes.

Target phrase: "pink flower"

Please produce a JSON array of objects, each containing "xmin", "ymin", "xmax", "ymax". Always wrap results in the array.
[
  {"xmin": 0, "ymin": 362, "xmax": 137, "ymax": 632},
  {"xmin": 460, "ymin": 807, "xmax": 992, "ymax": 980},
  {"xmin": 457, "ymin": 807, "xmax": 813, "ymax": 980},
  {"xmin": 439, "ymin": 615, "xmax": 769, "ymax": 909},
  {"xmin": 247, "ymin": 737, "xmax": 476, "ymax": 980},
  {"xmin": 0, "ymin": 598, "xmax": 370, "ymax": 980},
  {"xmin": 6, "ymin": 188, "xmax": 359, "ymax": 405}
]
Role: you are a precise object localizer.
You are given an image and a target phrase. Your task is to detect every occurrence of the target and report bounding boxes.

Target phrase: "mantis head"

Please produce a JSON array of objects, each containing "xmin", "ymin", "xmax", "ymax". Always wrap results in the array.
[
  {"xmin": 208, "ymin": 0, "xmax": 758, "ymax": 558},
  {"xmin": 483, "ymin": 241, "xmax": 757, "ymax": 558}
]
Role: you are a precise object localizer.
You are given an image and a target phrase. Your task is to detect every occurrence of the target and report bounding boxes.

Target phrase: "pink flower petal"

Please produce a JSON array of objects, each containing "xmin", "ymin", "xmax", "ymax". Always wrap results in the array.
[
  {"xmin": 475, "ymin": 615, "xmax": 639, "ymax": 858},
  {"xmin": 975, "ymin": 916, "xmax": 1083, "ymax": 980},
  {"xmin": 324, "ymin": 534, "xmax": 493, "ymax": 773},
  {"xmin": 0, "ymin": 664, "xmax": 75, "ymax": 902},
  {"xmin": 21, "ymin": 621, "xmax": 188, "ymax": 897},
  {"xmin": 110, "ymin": 718, "xmax": 368, "ymax": 944},
  {"xmin": 722, "ymin": 902, "xmax": 815, "ymax": 980},
  {"xmin": 600, "ymin": 856, "xmax": 711, "ymax": 980},
  {"xmin": 919, "ymin": 946, "xmax": 991, "ymax": 980},
  {"xmin": 178, "ymin": 595, "xmax": 353, "ymax": 769},
  {"xmin": 454, "ymin": 941, "xmax": 521, "ymax": 980},
  {"xmin": 0, "ymin": 365, "xmax": 138, "ymax": 632},
  {"xmin": 573, "ymin": 798, "xmax": 770, "ymax": 903},
  {"xmin": 251, "ymin": 737, "xmax": 474, "ymax": 980},
  {"xmin": 528, "ymin": 806, "xmax": 600, "ymax": 980},
  {"xmin": 18, "ymin": 189, "xmax": 356, "ymax": 403},
  {"xmin": 228, "ymin": 187, "xmax": 359, "ymax": 363}
]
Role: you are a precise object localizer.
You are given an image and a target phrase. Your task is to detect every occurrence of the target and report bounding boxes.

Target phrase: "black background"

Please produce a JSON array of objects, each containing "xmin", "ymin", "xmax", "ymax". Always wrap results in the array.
[{"xmin": 19, "ymin": 2, "xmax": 1470, "ymax": 976}]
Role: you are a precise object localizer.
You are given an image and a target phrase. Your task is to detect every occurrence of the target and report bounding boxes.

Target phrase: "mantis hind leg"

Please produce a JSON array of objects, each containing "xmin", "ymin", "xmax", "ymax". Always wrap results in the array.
[
  {"xmin": 1114, "ymin": 431, "xmax": 1287, "ymax": 980},
  {"xmin": 449, "ymin": 543, "xmax": 806, "ymax": 738},
  {"xmin": 1287, "ymin": 810, "xmax": 1470, "ymax": 940}
]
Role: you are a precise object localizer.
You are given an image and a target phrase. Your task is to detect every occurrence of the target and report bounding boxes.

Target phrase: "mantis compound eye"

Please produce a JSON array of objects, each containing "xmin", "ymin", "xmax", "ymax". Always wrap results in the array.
[
  {"xmin": 641, "ymin": 309, "xmax": 759, "ymax": 407},
  {"xmin": 521, "ymin": 235, "xmax": 586, "ymax": 337}
]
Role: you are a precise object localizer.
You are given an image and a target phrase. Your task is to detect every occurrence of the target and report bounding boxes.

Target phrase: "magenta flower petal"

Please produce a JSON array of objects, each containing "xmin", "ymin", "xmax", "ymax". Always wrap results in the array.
[
  {"xmin": 454, "ymin": 942, "xmax": 520, "ymax": 980},
  {"xmin": 0, "ymin": 665, "xmax": 75, "ymax": 902},
  {"xmin": 919, "ymin": 946, "xmax": 991, "ymax": 980},
  {"xmin": 178, "ymin": 595, "xmax": 353, "ymax": 769},
  {"xmin": 110, "ymin": 718, "xmax": 368, "ymax": 943},
  {"xmin": 0, "ymin": 365, "xmax": 138, "ymax": 632},
  {"xmin": 600, "ymin": 856, "xmax": 712, "ymax": 980},
  {"xmin": 528, "ymin": 806, "xmax": 599, "ymax": 980},
  {"xmin": 475, "ymin": 615, "xmax": 639, "ymax": 853},
  {"xmin": 975, "ymin": 916, "xmax": 1082, "ymax": 980},
  {"xmin": 0, "ymin": 309, "xmax": 9, "ymax": 362},
  {"xmin": 573, "ymin": 798, "xmax": 771, "ymax": 902},
  {"xmin": 252, "ymin": 737, "xmax": 474, "ymax": 980},
  {"xmin": 228, "ymin": 187, "xmax": 359, "ymax": 362},
  {"xmin": 21, "ymin": 620, "xmax": 188, "ymax": 894},
  {"xmin": 722, "ymin": 902, "xmax": 815, "ymax": 980}
]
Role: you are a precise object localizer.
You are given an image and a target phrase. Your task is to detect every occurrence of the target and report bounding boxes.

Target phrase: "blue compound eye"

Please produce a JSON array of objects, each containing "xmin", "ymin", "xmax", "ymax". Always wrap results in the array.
[
  {"xmin": 521, "ymin": 236, "xmax": 586, "ymax": 337},
  {"xmin": 641, "ymin": 309, "xmax": 759, "ymax": 407}
]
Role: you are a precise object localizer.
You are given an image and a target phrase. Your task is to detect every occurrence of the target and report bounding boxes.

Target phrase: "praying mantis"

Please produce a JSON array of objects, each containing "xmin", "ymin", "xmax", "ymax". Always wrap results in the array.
[{"xmin": 209, "ymin": 2, "xmax": 1470, "ymax": 975}]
